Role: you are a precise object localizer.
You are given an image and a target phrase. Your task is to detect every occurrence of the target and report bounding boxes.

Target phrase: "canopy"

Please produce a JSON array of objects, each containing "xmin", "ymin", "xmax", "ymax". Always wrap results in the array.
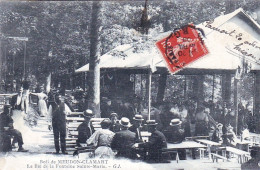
[{"xmin": 76, "ymin": 8, "xmax": 260, "ymax": 73}]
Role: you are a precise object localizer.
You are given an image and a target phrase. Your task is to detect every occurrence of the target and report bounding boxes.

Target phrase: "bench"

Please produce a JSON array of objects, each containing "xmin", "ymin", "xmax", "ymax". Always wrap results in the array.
[
  {"xmin": 211, "ymin": 153, "xmax": 228, "ymax": 163},
  {"xmin": 65, "ymin": 112, "xmax": 104, "ymax": 155}
]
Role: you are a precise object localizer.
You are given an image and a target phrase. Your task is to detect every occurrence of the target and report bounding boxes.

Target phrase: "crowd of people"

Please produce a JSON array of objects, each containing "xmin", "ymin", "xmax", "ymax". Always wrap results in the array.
[{"xmin": 0, "ymin": 82, "xmax": 257, "ymax": 164}]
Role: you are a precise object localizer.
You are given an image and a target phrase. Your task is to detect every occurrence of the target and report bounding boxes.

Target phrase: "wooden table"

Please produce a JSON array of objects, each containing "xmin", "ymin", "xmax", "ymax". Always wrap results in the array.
[
  {"xmin": 225, "ymin": 146, "xmax": 250, "ymax": 164},
  {"xmin": 196, "ymin": 139, "xmax": 221, "ymax": 146},
  {"xmin": 163, "ymin": 141, "xmax": 207, "ymax": 159},
  {"xmin": 166, "ymin": 141, "xmax": 207, "ymax": 150},
  {"xmin": 196, "ymin": 139, "xmax": 222, "ymax": 159}
]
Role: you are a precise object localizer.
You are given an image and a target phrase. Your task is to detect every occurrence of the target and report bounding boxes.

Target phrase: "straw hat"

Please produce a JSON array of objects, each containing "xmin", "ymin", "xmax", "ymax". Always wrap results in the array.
[
  {"xmin": 119, "ymin": 117, "xmax": 132, "ymax": 127},
  {"xmin": 133, "ymin": 114, "xmax": 144, "ymax": 121},
  {"xmin": 145, "ymin": 120, "xmax": 158, "ymax": 126},
  {"xmin": 83, "ymin": 109, "xmax": 94, "ymax": 118},
  {"xmin": 170, "ymin": 119, "xmax": 182, "ymax": 126}
]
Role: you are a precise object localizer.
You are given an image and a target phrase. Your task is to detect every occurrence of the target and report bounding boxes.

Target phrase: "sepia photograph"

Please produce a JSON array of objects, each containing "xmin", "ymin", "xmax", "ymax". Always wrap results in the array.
[{"xmin": 1, "ymin": 0, "xmax": 260, "ymax": 169}]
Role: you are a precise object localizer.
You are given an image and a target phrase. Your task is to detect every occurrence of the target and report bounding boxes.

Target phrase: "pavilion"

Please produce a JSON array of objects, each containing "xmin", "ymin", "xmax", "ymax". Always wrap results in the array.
[{"xmin": 76, "ymin": 8, "xmax": 260, "ymax": 132}]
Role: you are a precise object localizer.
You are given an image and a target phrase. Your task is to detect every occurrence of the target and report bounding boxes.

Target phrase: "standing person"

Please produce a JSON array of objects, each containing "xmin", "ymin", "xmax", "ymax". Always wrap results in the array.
[
  {"xmin": 100, "ymin": 98, "xmax": 114, "ymax": 118},
  {"xmin": 76, "ymin": 109, "xmax": 95, "ymax": 146},
  {"xmin": 87, "ymin": 119, "xmax": 115, "ymax": 158},
  {"xmin": 109, "ymin": 113, "xmax": 121, "ymax": 133},
  {"xmin": 12, "ymin": 80, "xmax": 17, "ymax": 93},
  {"xmin": 51, "ymin": 94, "xmax": 67, "ymax": 154},
  {"xmin": 139, "ymin": 120, "xmax": 169, "ymax": 163},
  {"xmin": 195, "ymin": 106, "xmax": 209, "ymax": 136},
  {"xmin": 0, "ymin": 105, "xmax": 28, "ymax": 152},
  {"xmin": 129, "ymin": 114, "xmax": 144, "ymax": 143},
  {"xmin": 10, "ymin": 86, "xmax": 30, "ymax": 146},
  {"xmin": 31, "ymin": 86, "xmax": 48, "ymax": 117},
  {"xmin": 111, "ymin": 117, "xmax": 136, "ymax": 159},
  {"xmin": 11, "ymin": 87, "xmax": 26, "ymax": 112},
  {"xmin": 179, "ymin": 105, "xmax": 191, "ymax": 137},
  {"xmin": 121, "ymin": 101, "xmax": 136, "ymax": 122}
]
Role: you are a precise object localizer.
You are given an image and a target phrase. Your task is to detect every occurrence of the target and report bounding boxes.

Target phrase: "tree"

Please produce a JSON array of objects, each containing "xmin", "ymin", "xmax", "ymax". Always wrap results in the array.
[{"xmin": 88, "ymin": 1, "xmax": 102, "ymax": 117}]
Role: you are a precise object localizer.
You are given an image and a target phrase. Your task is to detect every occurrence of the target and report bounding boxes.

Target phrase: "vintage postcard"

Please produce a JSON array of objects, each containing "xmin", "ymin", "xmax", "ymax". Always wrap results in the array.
[{"xmin": 0, "ymin": 0, "xmax": 260, "ymax": 170}]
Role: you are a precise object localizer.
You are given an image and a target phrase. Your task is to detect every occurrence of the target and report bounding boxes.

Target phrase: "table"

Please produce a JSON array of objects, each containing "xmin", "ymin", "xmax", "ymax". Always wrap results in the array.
[
  {"xmin": 225, "ymin": 146, "xmax": 250, "ymax": 164},
  {"xmin": 166, "ymin": 141, "xmax": 207, "ymax": 150},
  {"xmin": 196, "ymin": 139, "xmax": 221, "ymax": 146},
  {"xmin": 196, "ymin": 139, "xmax": 222, "ymax": 159},
  {"xmin": 163, "ymin": 141, "xmax": 207, "ymax": 159}
]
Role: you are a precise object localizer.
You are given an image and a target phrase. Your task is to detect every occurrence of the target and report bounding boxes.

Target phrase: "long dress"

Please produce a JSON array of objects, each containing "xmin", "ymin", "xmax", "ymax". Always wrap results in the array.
[
  {"xmin": 36, "ymin": 92, "xmax": 48, "ymax": 117},
  {"xmin": 87, "ymin": 129, "xmax": 115, "ymax": 158}
]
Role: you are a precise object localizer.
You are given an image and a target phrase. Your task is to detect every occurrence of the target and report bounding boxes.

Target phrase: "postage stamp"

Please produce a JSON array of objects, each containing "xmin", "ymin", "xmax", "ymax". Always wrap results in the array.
[{"xmin": 156, "ymin": 24, "xmax": 209, "ymax": 73}]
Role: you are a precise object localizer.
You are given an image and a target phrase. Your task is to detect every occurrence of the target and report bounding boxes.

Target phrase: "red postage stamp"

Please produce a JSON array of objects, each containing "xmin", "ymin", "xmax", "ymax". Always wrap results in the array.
[{"xmin": 156, "ymin": 24, "xmax": 209, "ymax": 73}]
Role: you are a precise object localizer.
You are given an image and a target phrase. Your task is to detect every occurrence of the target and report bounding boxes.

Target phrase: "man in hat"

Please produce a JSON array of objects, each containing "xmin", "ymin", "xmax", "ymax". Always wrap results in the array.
[
  {"xmin": 164, "ymin": 119, "xmax": 186, "ymax": 160},
  {"xmin": 51, "ymin": 94, "xmax": 68, "ymax": 154},
  {"xmin": 109, "ymin": 113, "xmax": 120, "ymax": 133},
  {"xmin": 76, "ymin": 109, "xmax": 95, "ymax": 146},
  {"xmin": 165, "ymin": 119, "xmax": 185, "ymax": 144},
  {"xmin": 139, "ymin": 120, "xmax": 169, "ymax": 163},
  {"xmin": 129, "ymin": 114, "xmax": 144, "ymax": 143},
  {"xmin": 0, "ymin": 105, "xmax": 28, "ymax": 152},
  {"xmin": 111, "ymin": 117, "xmax": 136, "ymax": 159},
  {"xmin": 241, "ymin": 146, "xmax": 260, "ymax": 170}
]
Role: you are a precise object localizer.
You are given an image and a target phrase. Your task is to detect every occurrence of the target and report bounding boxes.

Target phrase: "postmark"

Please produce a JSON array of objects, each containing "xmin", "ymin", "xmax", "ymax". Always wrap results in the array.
[{"xmin": 156, "ymin": 24, "xmax": 209, "ymax": 73}]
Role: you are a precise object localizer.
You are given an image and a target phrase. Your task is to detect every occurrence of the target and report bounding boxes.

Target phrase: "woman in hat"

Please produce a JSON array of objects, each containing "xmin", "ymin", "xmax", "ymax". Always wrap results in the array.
[
  {"xmin": 226, "ymin": 124, "xmax": 239, "ymax": 146},
  {"xmin": 87, "ymin": 119, "xmax": 115, "ymax": 158},
  {"xmin": 109, "ymin": 113, "xmax": 120, "ymax": 133},
  {"xmin": 211, "ymin": 123, "xmax": 223, "ymax": 143}
]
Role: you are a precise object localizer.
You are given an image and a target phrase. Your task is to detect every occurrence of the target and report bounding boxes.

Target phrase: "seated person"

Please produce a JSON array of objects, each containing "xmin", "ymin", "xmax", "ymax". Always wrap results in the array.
[
  {"xmin": 211, "ymin": 123, "xmax": 223, "ymax": 143},
  {"xmin": 111, "ymin": 117, "xmax": 136, "ymax": 159},
  {"xmin": 76, "ymin": 109, "xmax": 95, "ymax": 146},
  {"xmin": 164, "ymin": 119, "xmax": 186, "ymax": 160},
  {"xmin": 241, "ymin": 146, "xmax": 260, "ymax": 170},
  {"xmin": 241, "ymin": 124, "xmax": 250, "ymax": 141},
  {"xmin": 87, "ymin": 119, "xmax": 115, "ymax": 158},
  {"xmin": 139, "ymin": 120, "xmax": 169, "ymax": 163},
  {"xmin": 0, "ymin": 105, "xmax": 28, "ymax": 152},
  {"xmin": 109, "ymin": 113, "xmax": 121, "ymax": 133},
  {"xmin": 226, "ymin": 124, "xmax": 239, "ymax": 147},
  {"xmin": 129, "ymin": 114, "xmax": 144, "ymax": 143}
]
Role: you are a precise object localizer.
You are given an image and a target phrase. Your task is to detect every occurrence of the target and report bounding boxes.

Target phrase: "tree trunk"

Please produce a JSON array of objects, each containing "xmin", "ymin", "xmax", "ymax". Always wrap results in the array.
[
  {"xmin": 156, "ymin": 74, "xmax": 167, "ymax": 103},
  {"xmin": 234, "ymin": 79, "xmax": 238, "ymax": 134},
  {"xmin": 221, "ymin": 73, "xmax": 232, "ymax": 104},
  {"xmin": 0, "ymin": 40, "xmax": 2, "ymax": 83},
  {"xmin": 193, "ymin": 75, "xmax": 204, "ymax": 106},
  {"xmin": 88, "ymin": 1, "xmax": 101, "ymax": 117},
  {"xmin": 253, "ymin": 71, "xmax": 260, "ymax": 133}
]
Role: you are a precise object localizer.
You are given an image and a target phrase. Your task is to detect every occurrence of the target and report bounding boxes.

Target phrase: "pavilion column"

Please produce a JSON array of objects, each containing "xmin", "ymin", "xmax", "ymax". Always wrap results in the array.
[
  {"xmin": 193, "ymin": 75, "xmax": 204, "ymax": 106},
  {"xmin": 253, "ymin": 71, "xmax": 260, "ymax": 133},
  {"xmin": 221, "ymin": 73, "xmax": 232, "ymax": 104}
]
